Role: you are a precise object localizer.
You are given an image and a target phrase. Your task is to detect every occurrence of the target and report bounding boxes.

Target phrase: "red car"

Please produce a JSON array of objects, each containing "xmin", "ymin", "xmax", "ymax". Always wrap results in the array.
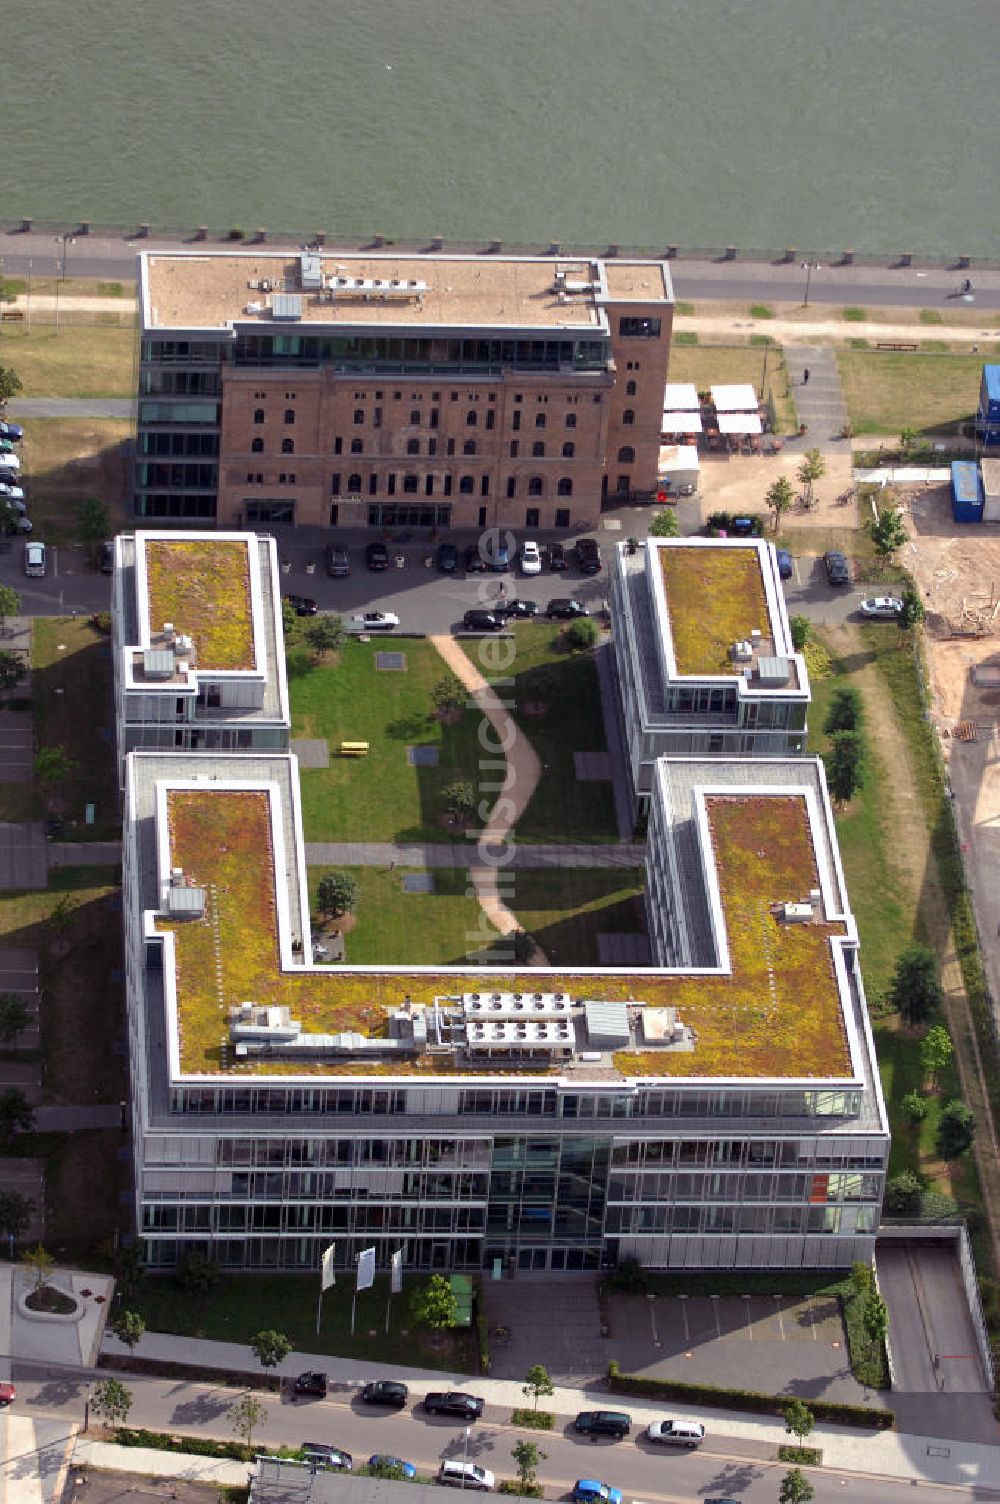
[{"xmin": 0, "ymin": 1382, "xmax": 15, "ymax": 1407}]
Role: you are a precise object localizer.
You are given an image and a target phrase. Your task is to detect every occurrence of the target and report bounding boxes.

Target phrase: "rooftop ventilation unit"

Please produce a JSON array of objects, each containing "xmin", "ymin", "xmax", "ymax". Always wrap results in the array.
[
  {"xmin": 142, "ymin": 648, "xmax": 174, "ymax": 679},
  {"xmin": 781, "ymin": 902, "xmax": 813, "ymax": 923},
  {"xmin": 166, "ymin": 883, "xmax": 206, "ymax": 918},
  {"xmin": 271, "ymin": 293, "xmax": 303, "ymax": 321},
  {"xmin": 755, "ymin": 655, "xmax": 791, "ymax": 687},
  {"xmin": 731, "ymin": 639, "xmax": 753, "ymax": 663},
  {"xmin": 300, "ymin": 253, "xmax": 323, "ymax": 290},
  {"xmin": 245, "ymin": 301, "xmax": 264, "ymax": 315}
]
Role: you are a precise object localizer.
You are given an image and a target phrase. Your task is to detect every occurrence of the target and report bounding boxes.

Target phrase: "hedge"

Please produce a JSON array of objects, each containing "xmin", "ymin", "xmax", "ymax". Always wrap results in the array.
[{"xmin": 605, "ymin": 1362, "xmax": 893, "ymax": 1430}]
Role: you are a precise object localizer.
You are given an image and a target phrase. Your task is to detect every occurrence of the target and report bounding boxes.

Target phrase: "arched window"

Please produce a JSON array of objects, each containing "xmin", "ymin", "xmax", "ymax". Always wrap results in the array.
[
  {"xmin": 253, "ymin": 408, "xmax": 265, "ymax": 425},
  {"xmin": 562, "ymin": 441, "xmax": 575, "ymax": 458},
  {"xmin": 626, "ymin": 380, "xmax": 637, "ymax": 396},
  {"xmin": 459, "ymin": 474, "xmax": 475, "ymax": 494},
  {"xmin": 410, "ymin": 409, "xmax": 421, "ymax": 425},
  {"xmin": 528, "ymin": 476, "xmax": 544, "ymax": 497},
  {"xmin": 622, "ymin": 409, "xmax": 635, "ymax": 426},
  {"xmin": 466, "ymin": 409, "xmax": 478, "ymax": 427},
  {"xmin": 251, "ymin": 437, "xmax": 264, "ymax": 453},
  {"xmin": 565, "ymin": 413, "xmax": 577, "ymax": 429},
  {"xmin": 281, "ymin": 437, "xmax": 294, "ymax": 454},
  {"xmin": 284, "ymin": 408, "xmax": 295, "ymax": 425},
  {"xmin": 463, "ymin": 439, "xmax": 477, "ymax": 456},
  {"xmin": 532, "ymin": 441, "xmax": 545, "ymax": 458},
  {"xmin": 617, "ymin": 445, "xmax": 635, "ymax": 463},
  {"xmin": 557, "ymin": 477, "xmax": 573, "ymax": 497},
  {"xmin": 348, "ymin": 473, "xmax": 362, "ymax": 492},
  {"xmin": 406, "ymin": 438, "xmax": 420, "ymax": 455},
  {"xmin": 353, "ymin": 409, "xmax": 364, "ymax": 425},
  {"xmin": 351, "ymin": 438, "xmax": 364, "ymax": 454},
  {"xmin": 535, "ymin": 412, "xmax": 546, "ymax": 429}
]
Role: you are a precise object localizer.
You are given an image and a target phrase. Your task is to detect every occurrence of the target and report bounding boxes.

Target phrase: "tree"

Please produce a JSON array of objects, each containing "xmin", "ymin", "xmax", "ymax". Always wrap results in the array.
[
  {"xmin": 887, "ymin": 943, "xmax": 942, "ymax": 1027},
  {"xmin": 869, "ymin": 506, "xmax": 907, "ymax": 565},
  {"xmin": 281, "ymin": 599, "xmax": 300, "ymax": 642},
  {"xmin": 765, "ymin": 475, "xmax": 795, "ymax": 531},
  {"xmin": 0, "ymin": 1086, "xmax": 34, "ymax": 1148},
  {"xmin": 21, "ymin": 1244, "xmax": 55, "ymax": 1293},
  {"xmin": 409, "ymin": 1272, "xmax": 458, "ymax": 1331},
  {"xmin": 115, "ymin": 1242, "xmax": 145, "ymax": 1303},
  {"xmin": 110, "ymin": 1309, "xmax": 146, "ymax": 1354},
  {"xmin": 511, "ymin": 930, "xmax": 535, "ymax": 965},
  {"xmin": 863, "ymin": 1291, "xmax": 889, "ymax": 1347},
  {"xmin": 899, "ymin": 586, "xmax": 925, "ymax": 631},
  {"xmin": 0, "ymin": 584, "xmax": 20, "ymax": 636},
  {"xmin": 316, "ymin": 869, "xmax": 358, "ymax": 920},
  {"xmin": 823, "ymin": 685, "xmax": 862, "ymax": 736},
  {"xmin": 901, "ymin": 1090, "xmax": 929, "ymax": 1125},
  {"xmin": 884, "ymin": 1169, "xmax": 922, "ymax": 1216},
  {"xmin": 789, "ymin": 615, "xmax": 811, "ymax": 652},
  {"xmin": 432, "ymin": 674, "xmax": 466, "ymax": 715},
  {"xmin": 849, "ymin": 1261, "xmax": 872, "ymax": 1300},
  {"xmin": 778, "ymin": 1468, "xmax": 814, "ymax": 1504},
  {"xmin": 34, "ymin": 746, "xmax": 78, "ymax": 786},
  {"xmin": 0, "ymin": 992, "xmax": 29, "ymax": 1043},
  {"xmin": 76, "ymin": 496, "xmax": 110, "ymax": 557},
  {"xmin": 565, "ymin": 617, "xmax": 599, "ymax": 650},
  {"xmin": 442, "ymin": 780, "xmax": 476, "ymax": 820},
  {"xmin": 783, "ymin": 1399, "xmax": 814, "ymax": 1447},
  {"xmin": 306, "ymin": 613, "xmax": 345, "ymax": 658},
  {"xmin": 522, "ymin": 1363, "xmax": 555, "ymax": 1412},
  {"xmin": 899, "ymin": 427, "xmax": 918, "ymax": 453},
  {"xmin": 797, "ymin": 448, "xmax": 826, "ymax": 503},
  {"xmin": 229, "ymin": 1391, "xmax": 265, "ymax": 1450},
  {"xmin": 174, "ymin": 1250, "xmax": 220, "ymax": 1297},
  {"xmin": 0, "ymin": 652, "xmax": 25, "ymax": 699},
  {"xmin": 920, "ymin": 1024, "xmax": 953, "ymax": 1090},
  {"xmin": 250, "ymin": 1328, "xmax": 291, "ymax": 1389},
  {"xmin": 936, "ymin": 1099, "xmax": 975, "ymax": 1160},
  {"xmin": 825, "ymin": 729, "xmax": 867, "ymax": 805},
  {"xmin": 0, "ymin": 1190, "xmax": 34, "ymax": 1239},
  {"xmin": 649, "ymin": 508, "xmax": 680, "ymax": 538},
  {"xmin": 0, "ymin": 367, "xmax": 23, "ymax": 405},
  {"xmin": 91, "ymin": 1377, "xmax": 133, "ymax": 1429},
  {"xmin": 512, "ymin": 1439, "xmax": 546, "ymax": 1493}
]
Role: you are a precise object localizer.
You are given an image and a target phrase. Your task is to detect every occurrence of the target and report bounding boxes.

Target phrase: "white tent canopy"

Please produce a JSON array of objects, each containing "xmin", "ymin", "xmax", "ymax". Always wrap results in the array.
[
  {"xmin": 711, "ymin": 383, "xmax": 759, "ymax": 412},
  {"xmin": 717, "ymin": 412, "xmax": 763, "ymax": 435},
  {"xmin": 663, "ymin": 382, "xmax": 700, "ymax": 411},
  {"xmin": 661, "ymin": 411, "xmax": 703, "ymax": 433},
  {"xmin": 657, "ymin": 443, "xmax": 700, "ymax": 478}
]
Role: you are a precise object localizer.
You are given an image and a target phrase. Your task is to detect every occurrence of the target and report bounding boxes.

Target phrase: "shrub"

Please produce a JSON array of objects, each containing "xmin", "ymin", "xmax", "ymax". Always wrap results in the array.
[
  {"xmin": 884, "ymin": 1169, "xmax": 922, "ymax": 1216},
  {"xmin": 936, "ymin": 1099, "xmax": 975, "ymax": 1159},
  {"xmin": 510, "ymin": 1408, "xmax": 554, "ymax": 1430},
  {"xmin": 565, "ymin": 617, "xmax": 599, "ymax": 650}
]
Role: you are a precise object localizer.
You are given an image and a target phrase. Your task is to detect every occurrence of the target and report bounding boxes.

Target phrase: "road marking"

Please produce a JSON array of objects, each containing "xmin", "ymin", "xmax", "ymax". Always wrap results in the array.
[{"xmin": 774, "ymin": 1294, "xmax": 785, "ymax": 1340}]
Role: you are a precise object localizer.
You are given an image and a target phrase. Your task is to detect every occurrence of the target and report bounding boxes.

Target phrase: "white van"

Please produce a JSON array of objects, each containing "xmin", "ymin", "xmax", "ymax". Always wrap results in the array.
[{"xmin": 438, "ymin": 1461, "xmax": 496, "ymax": 1491}]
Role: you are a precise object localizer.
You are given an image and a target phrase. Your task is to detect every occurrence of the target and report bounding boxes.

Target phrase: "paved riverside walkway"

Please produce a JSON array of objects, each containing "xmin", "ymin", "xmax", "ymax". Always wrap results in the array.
[
  {"xmin": 304, "ymin": 841, "xmax": 645, "ymax": 868},
  {"xmin": 6, "ymin": 397, "xmax": 132, "ymax": 419}
]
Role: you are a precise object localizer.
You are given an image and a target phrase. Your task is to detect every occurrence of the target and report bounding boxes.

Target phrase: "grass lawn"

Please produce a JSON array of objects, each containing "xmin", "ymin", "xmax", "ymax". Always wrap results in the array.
[
  {"xmin": 21, "ymin": 419, "xmax": 131, "ymax": 543},
  {"xmin": 32, "ymin": 616, "xmax": 120, "ymax": 838},
  {"xmin": 131, "ymin": 1272, "xmax": 478, "ymax": 1372},
  {"xmin": 309, "ymin": 866, "xmax": 499, "ymax": 966},
  {"xmin": 44, "ymin": 1127, "xmax": 128, "ymax": 1263},
  {"xmin": 460, "ymin": 625, "xmax": 618, "ymax": 842},
  {"xmin": 835, "ymin": 350, "xmax": 984, "ymax": 436},
  {"xmin": 0, "ymin": 324, "xmax": 135, "ymax": 397},
  {"xmin": 666, "ymin": 343, "xmax": 797, "ymax": 434},
  {"xmin": 511, "ymin": 868, "xmax": 646, "ymax": 966}
]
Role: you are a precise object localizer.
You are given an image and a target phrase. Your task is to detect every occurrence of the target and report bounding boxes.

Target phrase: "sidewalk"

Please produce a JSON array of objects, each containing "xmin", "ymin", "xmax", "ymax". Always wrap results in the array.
[
  {"xmin": 675, "ymin": 312, "xmax": 995, "ymax": 346},
  {"xmin": 101, "ymin": 1329, "xmax": 1000, "ymax": 1491},
  {"xmin": 303, "ymin": 842, "xmax": 645, "ymax": 868}
]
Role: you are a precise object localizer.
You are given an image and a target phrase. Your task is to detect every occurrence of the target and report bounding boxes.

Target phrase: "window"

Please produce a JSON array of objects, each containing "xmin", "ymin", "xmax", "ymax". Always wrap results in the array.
[
  {"xmin": 331, "ymin": 473, "xmax": 341, "ymax": 495},
  {"xmin": 526, "ymin": 507, "xmax": 540, "ymax": 528},
  {"xmin": 353, "ymin": 409, "xmax": 364, "ymax": 425},
  {"xmin": 251, "ymin": 437, "xmax": 263, "ymax": 453},
  {"xmin": 512, "ymin": 411, "xmax": 521, "ymax": 431},
  {"xmin": 532, "ymin": 441, "xmax": 545, "ymax": 458},
  {"xmin": 626, "ymin": 380, "xmax": 637, "ymax": 396},
  {"xmin": 284, "ymin": 408, "xmax": 295, "ymax": 425},
  {"xmin": 351, "ymin": 437, "xmax": 364, "ymax": 454},
  {"xmin": 617, "ymin": 445, "xmax": 635, "ymax": 463},
  {"xmin": 348, "ymin": 473, "xmax": 362, "ymax": 492},
  {"xmin": 555, "ymin": 508, "xmax": 570, "ymax": 528},
  {"xmin": 466, "ymin": 409, "xmax": 477, "ymax": 427},
  {"xmin": 510, "ymin": 440, "xmax": 519, "ymax": 458},
  {"xmin": 407, "ymin": 438, "xmax": 420, "ymax": 455},
  {"xmin": 535, "ymin": 413, "xmax": 546, "ymax": 429},
  {"xmin": 557, "ymin": 477, "xmax": 573, "ymax": 496},
  {"xmin": 410, "ymin": 409, "xmax": 420, "ymax": 424},
  {"xmin": 565, "ymin": 413, "xmax": 576, "ymax": 429},
  {"xmin": 562, "ymin": 441, "xmax": 575, "ymax": 458},
  {"xmin": 485, "ymin": 409, "xmax": 495, "ymax": 430},
  {"xmin": 430, "ymin": 408, "xmax": 439, "ymax": 429},
  {"xmin": 428, "ymin": 438, "xmax": 437, "ymax": 456},
  {"xmin": 245, "ymin": 472, "xmax": 254, "ymax": 483},
  {"xmin": 403, "ymin": 474, "xmax": 419, "ymax": 494},
  {"xmin": 481, "ymin": 475, "xmax": 489, "ymax": 496},
  {"xmin": 459, "ymin": 474, "xmax": 475, "ymax": 494},
  {"xmin": 622, "ymin": 409, "xmax": 635, "ymax": 425},
  {"xmin": 446, "ymin": 439, "xmax": 455, "ymax": 456},
  {"xmin": 528, "ymin": 476, "xmax": 543, "ymax": 497},
  {"xmin": 253, "ymin": 408, "xmax": 264, "ymax": 424},
  {"xmin": 281, "ymin": 437, "xmax": 294, "ymax": 454},
  {"xmin": 506, "ymin": 477, "xmax": 516, "ymax": 499},
  {"xmin": 619, "ymin": 316, "xmax": 661, "ymax": 337},
  {"xmin": 333, "ymin": 436, "xmax": 343, "ymax": 455},
  {"xmin": 463, "ymin": 439, "xmax": 476, "ymax": 456},
  {"xmin": 369, "ymin": 473, "xmax": 378, "ymax": 495},
  {"xmin": 373, "ymin": 406, "xmax": 382, "ymax": 428}
]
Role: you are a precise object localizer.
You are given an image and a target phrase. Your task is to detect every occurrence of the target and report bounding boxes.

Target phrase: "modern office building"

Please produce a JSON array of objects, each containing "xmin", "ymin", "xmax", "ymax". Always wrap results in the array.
[
  {"xmin": 117, "ymin": 535, "xmax": 887, "ymax": 1276},
  {"xmin": 112, "ymin": 531, "xmax": 290, "ymax": 777},
  {"xmin": 134, "ymin": 250, "xmax": 673, "ymax": 530},
  {"xmin": 609, "ymin": 537, "xmax": 810, "ymax": 821}
]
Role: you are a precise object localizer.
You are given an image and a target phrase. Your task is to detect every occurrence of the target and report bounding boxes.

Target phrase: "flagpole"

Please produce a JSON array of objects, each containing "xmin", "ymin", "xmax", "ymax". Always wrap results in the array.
[
  {"xmin": 351, "ymin": 1252, "xmax": 357, "ymax": 1337},
  {"xmin": 317, "ymin": 1281, "xmax": 324, "ymax": 1335}
]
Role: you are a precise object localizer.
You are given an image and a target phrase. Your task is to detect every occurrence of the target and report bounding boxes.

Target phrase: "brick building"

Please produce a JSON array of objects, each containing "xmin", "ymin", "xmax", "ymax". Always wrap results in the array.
[{"xmin": 135, "ymin": 251, "xmax": 673, "ymax": 530}]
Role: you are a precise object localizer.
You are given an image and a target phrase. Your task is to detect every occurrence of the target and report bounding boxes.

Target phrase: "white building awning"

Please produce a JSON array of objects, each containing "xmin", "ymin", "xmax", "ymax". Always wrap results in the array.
[
  {"xmin": 663, "ymin": 382, "xmax": 700, "ymax": 411},
  {"xmin": 661, "ymin": 411, "xmax": 703, "ymax": 433},
  {"xmin": 717, "ymin": 413, "xmax": 763, "ymax": 435},
  {"xmin": 658, "ymin": 443, "xmax": 701, "ymax": 476},
  {"xmin": 711, "ymin": 383, "xmax": 759, "ymax": 412}
]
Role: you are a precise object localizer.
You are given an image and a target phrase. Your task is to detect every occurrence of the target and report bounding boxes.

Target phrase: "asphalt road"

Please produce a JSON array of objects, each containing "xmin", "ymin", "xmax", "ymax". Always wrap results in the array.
[{"xmin": 10, "ymin": 1366, "xmax": 990, "ymax": 1504}]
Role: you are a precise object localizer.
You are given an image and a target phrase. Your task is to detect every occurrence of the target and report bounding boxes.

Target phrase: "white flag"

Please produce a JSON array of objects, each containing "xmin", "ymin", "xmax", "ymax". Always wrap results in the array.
[
  {"xmin": 390, "ymin": 1247, "xmax": 403, "ymax": 1294},
  {"xmin": 357, "ymin": 1246, "xmax": 376, "ymax": 1291},
  {"xmin": 321, "ymin": 1243, "xmax": 336, "ymax": 1291}
]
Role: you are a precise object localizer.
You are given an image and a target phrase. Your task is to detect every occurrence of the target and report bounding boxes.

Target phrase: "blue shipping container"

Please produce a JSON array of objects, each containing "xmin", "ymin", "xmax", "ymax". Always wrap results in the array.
[
  {"xmin": 951, "ymin": 461, "xmax": 984, "ymax": 522},
  {"xmin": 981, "ymin": 365, "xmax": 1000, "ymax": 420}
]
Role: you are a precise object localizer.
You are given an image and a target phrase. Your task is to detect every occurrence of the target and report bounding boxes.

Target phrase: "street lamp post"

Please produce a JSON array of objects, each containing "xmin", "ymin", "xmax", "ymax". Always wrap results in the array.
[
  {"xmin": 83, "ymin": 1379, "xmax": 93, "ymax": 1432},
  {"xmin": 461, "ymin": 1424, "xmax": 471, "ymax": 1490},
  {"xmin": 800, "ymin": 260, "xmax": 821, "ymax": 307}
]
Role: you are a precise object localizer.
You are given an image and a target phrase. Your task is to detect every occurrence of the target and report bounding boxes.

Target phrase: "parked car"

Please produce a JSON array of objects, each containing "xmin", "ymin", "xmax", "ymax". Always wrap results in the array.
[
  {"xmin": 462, "ymin": 609, "xmax": 505, "ymax": 633},
  {"xmin": 520, "ymin": 540, "xmax": 542, "ymax": 575},
  {"xmin": 360, "ymin": 1380, "xmax": 408, "ymax": 1409},
  {"xmin": 487, "ymin": 539, "xmax": 511, "ymax": 572},
  {"xmin": 500, "ymin": 598, "xmax": 539, "ymax": 619},
  {"xmin": 546, "ymin": 598, "xmax": 588, "ymax": 619},
  {"xmin": 646, "ymin": 1419, "xmax": 705, "ymax": 1448},
  {"xmin": 366, "ymin": 542, "xmax": 389, "ymax": 571},
  {"xmin": 352, "ymin": 611, "xmax": 399, "ymax": 631},
  {"xmin": 546, "ymin": 541, "xmax": 568, "ymax": 572},
  {"xmin": 437, "ymin": 542, "xmax": 459, "ymax": 573},
  {"xmin": 823, "ymin": 550, "xmax": 851, "ymax": 586},
  {"xmin": 4, "ymin": 517, "xmax": 31, "ymax": 535},
  {"xmin": 100, "ymin": 540, "xmax": 115, "ymax": 574},
  {"xmin": 575, "ymin": 538, "xmax": 602, "ymax": 575},
  {"xmin": 0, "ymin": 440, "xmax": 18, "ymax": 456},
  {"xmin": 573, "ymin": 1411, "xmax": 631, "ymax": 1439},
  {"xmin": 0, "ymin": 453, "xmax": 21, "ymax": 472},
  {"xmin": 286, "ymin": 593, "xmax": 318, "ymax": 616},
  {"xmin": 0, "ymin": 481, "xmax": 25, "ymax": 502},
  {"xmin": 775, "ymin": 548, "xmax": 793, "ymax": 580},
  {"xmin": 464, "ymin": 543, "xmax": 488, "ymax": 573},
  {"xmin": 731, "ymin": 517, "xmax": 755, "ymax": 537},
  {"xmin": 369, "ymin": 1456, "xmax": 417, "ymax": 1479},
  {"xmin": 24, "ymin": 541, "xmax": 46, "ymax": 577},
  {"xmin": 293, "ymin": 1371, "xmax": 328, "ymax": 1397},
  {"xmin": 424, "ymin": 1391, "xmax": 485, "ymax": 1419},
  {"xmin": 573, "ymin": 1481, "xmax": 622, "ymax": 1504},
  {"xmin": 326, "ymin": 543, "xmax": 351, "ymax": 577},
  {"xmin": 860, "ymin": 595, "xmax": 902, "ymax": 619},
  {"xmin": 0, "ymin": 421, "xmax": 24, "ymax": 442},
  {"xmin": 302, "ymin": 1443, "xmax": 352, "ymax": 1471},
  {"xmin": 438, "ymin": 1461, "xmax": 494, "ymax": 1491},
  {"xmin": 0, "ymin": 1382, "xmax": 14, "ymax": 1407}
]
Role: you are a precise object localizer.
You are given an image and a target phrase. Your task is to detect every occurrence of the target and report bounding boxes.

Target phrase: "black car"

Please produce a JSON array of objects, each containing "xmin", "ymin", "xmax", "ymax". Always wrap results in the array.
[
  {"xmin": 464, "ymin": 543, "xmax": 488, "ymax": 573},
  {"xmin": 361, "ymin": 1379, "xmax": 409, "ymax": 1409},
  {"xmin": 366, "ymin": 542, "xmax": 390, "ymax": 571},
  {"xmin": 824, "ymin": 549, "xmax": 851, "ymax": 586},
  {"xmin": 575, "ymin": 538, "xmax": 603, "ymax": 575},
  {"xmin": 500, "ymin": 598, "xmax": 539, "ymax": 619},
  {"xmin": 546, "ymin": 542, "xmax": 568, "ymax": 572},
  {"xmin": 424, "ymin": 1391, "xmax": 485, "ymax": 1419},
  {"xmin": 302, "ymin": 1443, "xmax": 353, "ymax": 1472},
  {"xmin": 326, "ymin": 543, "xmax": 351, "ymax": 577},
  {"xmin": 437, "ymin": 542, "xmax": 459, "ymax": 573},
  {"xmin": 462, "ymin": 609, "xmax": 505, "ymax": 633},
  {"xmin": 546, "ymin": 598, "xmax": 588, "ymax": 619},
  {"xmin": 573, "ymin": 1410, "xmax": 631, "ymax": 1439},
  {"xmin": 294, "ymin": 1371, "xmax": 329, "ymax": 1397},
  {"xmin": 285, "ymin": 594, "xmax": 318, "ymax": 616},
  {"xmin": 99, "ymin": 540, "xmax": 115, "ymax": 574}
]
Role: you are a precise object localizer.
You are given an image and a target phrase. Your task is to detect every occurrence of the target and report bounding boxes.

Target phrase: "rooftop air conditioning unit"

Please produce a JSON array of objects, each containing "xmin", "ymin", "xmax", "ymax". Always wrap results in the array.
[
  {"xmin": 162, "ymin": 622, "xmax": 174, "ymax": 641},
  {"xmin": 782, "ymin": 902, "xmax": 813, "ymax": 923},
  {"xmin": 731, "ymin": 639, "xmax": 753, "ymax": 662},
  {"xmin": 176, "ymin": 660, "xmax": 189, "ymax": 675}
]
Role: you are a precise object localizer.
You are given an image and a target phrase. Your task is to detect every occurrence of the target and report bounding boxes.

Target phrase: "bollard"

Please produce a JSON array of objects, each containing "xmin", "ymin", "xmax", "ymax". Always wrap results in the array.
[
  {"xmin": 956, "ymin": 254, "xmax": 971, "ymax": 269},
  {"xmin": 607, "ymin": 243, "xmax": 620, "ymax": 257},
  {"xmin": 898, "ymin": 251, "xmax": 912, "ymax": 267},
  {"xmin": 195, "ymin": 226, "xmax": 208, "ymax": 241},
  {"xmin": 782, "ymin": 247, "xmax": 796, "ymax": 263},
  {"xmin": 313, "ymin": 232, "xmax": 327, "ymax": 247},
  {"xmin": 136, "ymin": 223, "xmax": 151, "ymax": 239},
  {"xmin": 254, "ymin": 227, "xmax": 267, "ymax": 243},
  {"xmin": 840, "ymin": 249, "xmax": 854, "ymax": 265},
  {"xmin": 488, "ymin": 240, "xmax": 502, "ymax": 254},
  {"xmin": 431, "ymin": 235, "xmax": 443, "ymax": 251},
  {"xmin": 724, "ymin": 246, "xmax": 737, "ymax": 260},
  {"xmin": 19, "ymin": 218, "xmax": 32, "ymax": 233},
  {"xmin": 664, "ymin": 245, "xmax": 678, "ymax": 258},
  {"xmin": 78, "ymin": 221, "xmax": 91, "ymax": 236},
  {"xmin": 548, "ymin": 242, "xmax": 561, "ymax": 256},
  {"xmin": 371, "ymin": 233, "xmax": 384, "ymax": 248}
]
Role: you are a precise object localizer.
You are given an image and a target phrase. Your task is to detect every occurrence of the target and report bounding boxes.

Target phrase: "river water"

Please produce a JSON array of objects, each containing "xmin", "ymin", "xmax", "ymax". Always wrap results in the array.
[{"xmin": 4, "ymin": 0, "xmax": 997, "ymax": 256}]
